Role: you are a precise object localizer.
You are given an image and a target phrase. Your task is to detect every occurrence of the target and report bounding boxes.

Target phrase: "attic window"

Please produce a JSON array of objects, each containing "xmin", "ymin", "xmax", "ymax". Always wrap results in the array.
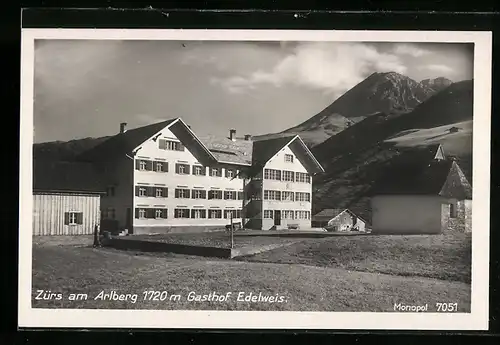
[{"xmin": 284, "ymin": 154, "xmax": 294, "ymax": 163}]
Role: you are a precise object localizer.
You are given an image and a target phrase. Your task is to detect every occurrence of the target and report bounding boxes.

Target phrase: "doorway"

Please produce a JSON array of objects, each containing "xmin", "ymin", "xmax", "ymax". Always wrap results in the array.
[{"xmin": 274, "ymin": 210, "xmax": 281, "ymax": 226}]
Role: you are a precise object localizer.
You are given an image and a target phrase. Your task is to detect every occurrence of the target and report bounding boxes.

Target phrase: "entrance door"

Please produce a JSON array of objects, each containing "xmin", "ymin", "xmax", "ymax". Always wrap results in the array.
[
  {"xmin": 274, "ymin": 210, "xmax": 281, "ymax": 226},
  {"xmin": 126, "ymin": 208, "xmax": 133, "ymax": 234}
]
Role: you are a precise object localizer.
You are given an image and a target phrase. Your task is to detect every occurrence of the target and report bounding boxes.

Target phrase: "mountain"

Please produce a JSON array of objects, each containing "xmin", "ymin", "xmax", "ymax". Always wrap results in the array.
[
  {"xmin": 255, "ymin": 73, "xmax": 453, "ymax": 147},
  {"xmin": 311, "ymin": 79, "xmax": 473, "ymax": 222},
  {"xmin": 419, "ymin": 77, "xmax": 453, "ymax": 93},
  {"xmin": 33, "ymin": 136, "xmax": 110, "ymax": 162}
]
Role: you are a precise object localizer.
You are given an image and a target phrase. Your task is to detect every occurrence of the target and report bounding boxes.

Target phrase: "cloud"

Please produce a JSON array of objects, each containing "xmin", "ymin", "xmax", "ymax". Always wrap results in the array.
[
  {"xmin": 392, "ymin": 43, "xmax": 431, "ymax": 57},
  {"xmin": 210, "ymin": 42, "xmax": 407, "ymax": 96},
  {"xmin": 418, "ymin": 64, "xmax": 455, "ymax": 73}
]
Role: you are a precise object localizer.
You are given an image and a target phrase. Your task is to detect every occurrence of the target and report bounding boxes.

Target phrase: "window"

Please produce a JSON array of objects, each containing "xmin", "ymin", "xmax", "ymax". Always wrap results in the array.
[
  {"xmin": 155, "ymin": 161, "xmax": 168, "ymax": 172},
  {"xmin": 450, "ymin": 203, "xmax": 457, "ymax": 218},
  {"xmin": 159, "ymin": 139, "xmax": 184, "ymax": 151},
  {"xmin": 175, "ymin": 163, "xmax": 190, "ymax": 175},
  {"xmin": 264, "ymin": 169, "xmax": 281, "ymax": 180},
  {"xmin": 208, "ymin": 209, "xmax": 222, "ymax": 219},
  {"xmin": 64, "ymin": 212, "xmax": 83, "ymax": 225},
  {"xmin": 295, "ymin": 192, "xmax": 311, "ymax": 202},
  {"xmin": 139, "ymin": 187, "xmax": 147, "ymax": 197},
  {"xmin": 156, "ymin": 188, "xmax": 164, "ymax": 197},
  {"xmin": 284, "ymin": 154, "xmax": 294, "ymax": 163},
  {"xmin": 224, "ymin": 190, "xmax": 237, "ymax": 200},
  {"xmin": 296, "ymin": 172, "xmax": 311, "ymax": 183},
  {"xmin": 295, "ymin": 211, "xmax": 310, "ymax": 220},
  {"xmin": 191, "ymin": 209, "xmax": 207, "ymax": 219},
  {"xmin": 282, "ymin": 170, "xmax": 295, "ymax": 182},
  {"xmin": 263, "ymin": 210, "xmax": 274, "ymax": 219},
  {"xmin": 137, "ymin": 208, "xmax": 147, "ymax": 219},
  {"xmin": 236, "ymin": 209, "xmax": 242, "ymax": 218},
  {"xmin": 283, "ymin": 210, "xmax": 294, "ymax": 219},
  {"xmin": 174, "ymin": 208, "xmax": 190, "ymax": 218},
  {"xmin": 282, "ymin": 191, "xmax": 294, "ymax": 201},
  {"xmin": 138, "ymin": 160, "xmax": 148, "ymax": 171},
  {"xmin": 192, "ymin": 189, "xmax": 207, "ymax": 199},
  {"xmin": 208, "ymin": 190, "xmax": 223, "ymax": 200},
  {"xmin": 224, "ymin": 209, "xmax": 238, "ymax": 219},
  {"xmin": 155, "ymin": 209, "xmax": 163, "ymax": 219},
  {"xmin": 193, "ymin": 165, "xmax": 206, "ymax": 176},
  {"xmin": 225, "ymin": 169, "xmax": 235, "ymax": 178},
  {"xmin": 237, "ymin": 191, "xmax": 244, "ymax": 200},
  {"xmin": 175, "ymin": 188, "xmax": 190, "ymax": 198},
  {"xmin": 264, "ymin": 190, "xmax": 281, "ymax": 201},
  {"xmin": 210, "ymin": 167, "xmax": 223, "ymax": 177}
]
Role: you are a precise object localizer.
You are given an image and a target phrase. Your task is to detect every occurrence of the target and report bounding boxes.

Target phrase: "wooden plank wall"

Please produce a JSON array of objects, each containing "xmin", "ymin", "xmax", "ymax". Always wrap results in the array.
[{"xmin": 33, "ymin": 193, "xmax": 100, "ymax": 235}]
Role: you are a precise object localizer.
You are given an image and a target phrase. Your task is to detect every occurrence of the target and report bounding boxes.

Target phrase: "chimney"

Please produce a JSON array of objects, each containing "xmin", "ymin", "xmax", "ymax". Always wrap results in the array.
[
  {"xmin": 120, "ymin": 122, "xmax": 127, "ymax": 134},
  {"xmin": 229, "ymin": 129, "xmax": 236, "ymax": 141},
  {"xmin": 244, "ymin": 134, "xmax": 252, "ymax": 141}
]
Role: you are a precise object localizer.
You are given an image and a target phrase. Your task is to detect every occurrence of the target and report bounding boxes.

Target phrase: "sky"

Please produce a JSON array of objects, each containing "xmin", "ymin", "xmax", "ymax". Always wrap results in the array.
[{"xmin": 32, "ymin": 40, "xmax": 474, "ymax": 143}]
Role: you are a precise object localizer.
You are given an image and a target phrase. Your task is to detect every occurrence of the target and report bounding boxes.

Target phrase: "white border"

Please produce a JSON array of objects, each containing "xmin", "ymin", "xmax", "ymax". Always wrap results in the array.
[{"xmin": 19, "ymin": 29, "xmax": 492, "ymax": 330}]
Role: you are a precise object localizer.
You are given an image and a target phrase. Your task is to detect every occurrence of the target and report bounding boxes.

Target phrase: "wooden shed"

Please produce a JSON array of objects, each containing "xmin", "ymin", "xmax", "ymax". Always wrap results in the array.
[
  {"xmin": 33, "ymin": 160, "xmax": 105, "ymax": 235},
  {"xmin": 312, "ymin": 208, "xmax": 367, "ymax": 232}
]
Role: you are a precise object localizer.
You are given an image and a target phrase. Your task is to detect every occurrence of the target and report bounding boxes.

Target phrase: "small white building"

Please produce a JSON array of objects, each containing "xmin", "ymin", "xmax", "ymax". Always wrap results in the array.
[
  {"xmin": 32, "ymin": 160, "xmax": 105, "ymax": 236},
  {"xmin": 370, "ymin": 145, "xmax": 472, "ymax": 235},
  {"xmin": 312, "ymin": 208, "xmax": 367, "ymax": 232}
]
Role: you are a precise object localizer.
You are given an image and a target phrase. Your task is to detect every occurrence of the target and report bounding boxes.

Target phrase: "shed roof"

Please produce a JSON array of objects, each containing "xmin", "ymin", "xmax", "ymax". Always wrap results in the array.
[
  {"xmin": 33, "ymin": 159, "xmax": 105, "ymax": 194},
  {"xmin": 370, "ymin": 145, "xmax": 472, "ymax": 199}
]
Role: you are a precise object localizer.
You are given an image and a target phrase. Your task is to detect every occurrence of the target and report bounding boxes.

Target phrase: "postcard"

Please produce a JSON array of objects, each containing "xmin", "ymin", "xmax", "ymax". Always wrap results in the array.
[{"xmin": 20, "ymin": 28, "xmax": 491, "ymax": 330}]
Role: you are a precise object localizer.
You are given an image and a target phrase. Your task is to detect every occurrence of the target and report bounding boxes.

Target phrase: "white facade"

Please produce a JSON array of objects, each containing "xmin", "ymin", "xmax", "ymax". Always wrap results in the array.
[
  {"xmin": 94, "ymin": 119, "xmax": 323, "ymax": 234},
  {"xmin": 371, "ymin": 195, "xmax": 445, "ymax": 234},
  {"xmin": 259, "ymin": 145, "xmax": 313, "ymax": 230},
  {"xmin": 131, "ymin": 126, "xmax": 245, "ymax": 233}
]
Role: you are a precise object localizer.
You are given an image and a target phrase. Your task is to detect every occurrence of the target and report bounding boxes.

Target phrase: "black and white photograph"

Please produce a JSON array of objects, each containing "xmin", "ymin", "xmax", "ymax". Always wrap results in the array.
[{"xmin": 19, "ymin": 29, "xmax": 491, "ymax": 330}]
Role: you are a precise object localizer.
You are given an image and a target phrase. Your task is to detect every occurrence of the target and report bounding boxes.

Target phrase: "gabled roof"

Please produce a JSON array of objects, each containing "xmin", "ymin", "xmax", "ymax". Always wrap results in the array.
[
  {"xmin": 247, "ymin": 135, "xmax": 325, "ymax": 177},
  {"xmin": 76, "ymin": 119, "xmax": 178, "ymax": 162},
  {"xmin": 198, "ymin": 135, "xmax": 253, "ymax": 166},
  {"xmin": 33, "ymin": 159, "xmax": 105, "ymax": 194},
  {"xmin": 370, "ymin": 145, "xmax": 472, "ymax": 199},
  {"xmin": 312, "ymin": 208, "xmax": 368, "ymax": 223},
  {"xmin": 313, "ymin": 208, "xmax": 349, "ymax": 219}
]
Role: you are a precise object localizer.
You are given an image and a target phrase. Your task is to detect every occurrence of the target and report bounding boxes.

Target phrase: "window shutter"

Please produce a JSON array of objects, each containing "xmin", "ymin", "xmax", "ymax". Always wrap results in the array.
[
  {"xmin": 77, "ymin": 212, "xmax": 84, "ymax": 224},
  {"xmin": 164, "ymin": 162, "xmax": 169, "ymax": 172},
  {"xmin": 135, "ymin": 160, "xmax": 140, "ymax": 170},
  {"xmin": 162, "ymin": 209, "xmax": 168, "ymax": 218},
  {"xmin": 186, "ymin": 165, "xmax": 191, "ymax": 174},
  {"xmin": 163, "ymin": 188, "xmax": 168, "ymax": 197},
  {"xmin": 146, "ymin": 208, "xmax": 154, "ymax": 219},
  {"xmin": 135, "ymin": 208, "xmax": 139, "ymax": 219},
  {"xmin": 225, "ymin": 169, "xmax": 229, "ymax": 178},
  {"xmin": 147, "ymin": 186, "xmax": 154, "ymax": 197},
  {"xmin": 159, "ymin": 139, "xmax": 166, "ymax": 150},
  {"xmin": 178, "ymin": 142, "xmax": 185, "ymax": 151},
  {"xmin": 202, "ymin": 190, "xmax": 207, "ymax": 199},
  {"xmin": 175, "ymin": 164, "xmax": 180, "ymax": 174},
  {"xmin": 64, "ymin": 212, "xmax": 70, "ymax": 225},
  {"xmin": 135, "ymin": 186, "xmax": 140, "ymax": 196},
  {"xmin": 146, "ymin": 160, "xmax": 153, "ymax": 171}
]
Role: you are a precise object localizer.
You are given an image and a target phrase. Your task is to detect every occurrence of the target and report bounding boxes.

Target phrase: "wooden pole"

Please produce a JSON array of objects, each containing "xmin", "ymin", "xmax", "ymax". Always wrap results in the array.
[{"xmin": 230, "ymin": 213, "xmax": 234, "ymax": 249}]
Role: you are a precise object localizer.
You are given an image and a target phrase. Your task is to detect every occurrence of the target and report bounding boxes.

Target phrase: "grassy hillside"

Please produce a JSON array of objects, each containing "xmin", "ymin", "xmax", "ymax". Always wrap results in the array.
[
  {"xmin": 33, "ymin": 136, "xmax": 109, "ymax": 161},
  {"xmin": 311, "ymin": 80, "xmax": 473, "ymax": 220}
]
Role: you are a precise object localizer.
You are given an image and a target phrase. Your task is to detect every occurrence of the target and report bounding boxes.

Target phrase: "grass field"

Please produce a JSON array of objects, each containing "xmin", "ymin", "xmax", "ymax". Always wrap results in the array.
[
  {"xmin": 239, "ymin": 233, "xmax": 471, "ymax": 283},
  {"xmin": 31, "ymin": 232, "xmax": 471, "ymax": 312}
]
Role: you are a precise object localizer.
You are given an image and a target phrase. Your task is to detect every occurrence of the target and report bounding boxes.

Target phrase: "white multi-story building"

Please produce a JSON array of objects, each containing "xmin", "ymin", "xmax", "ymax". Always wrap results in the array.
[{"xmin": 77, "ymin": 118, "xmax": 324, "ymax": 234}]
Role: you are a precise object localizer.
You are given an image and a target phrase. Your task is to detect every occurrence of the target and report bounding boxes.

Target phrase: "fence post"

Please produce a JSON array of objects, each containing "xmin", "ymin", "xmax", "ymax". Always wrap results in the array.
[{"xmin": 230, "ymin": 214, "xmax": 234, "ymax": 249}]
